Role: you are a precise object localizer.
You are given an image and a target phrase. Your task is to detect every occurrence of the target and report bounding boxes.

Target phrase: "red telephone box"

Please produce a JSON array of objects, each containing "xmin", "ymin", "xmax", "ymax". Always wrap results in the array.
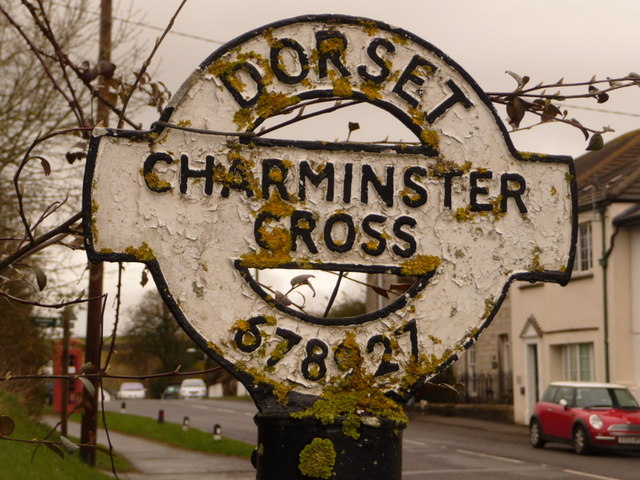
[{"xmin": 52, "ymin": 339, "xmax": 84, "ymax": 414}]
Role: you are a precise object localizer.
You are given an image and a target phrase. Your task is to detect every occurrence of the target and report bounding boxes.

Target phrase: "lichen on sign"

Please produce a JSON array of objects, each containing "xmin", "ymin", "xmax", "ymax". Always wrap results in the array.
[{"xmin": 84, "ymin": 14, "xmax": 576, "ymax": 413}]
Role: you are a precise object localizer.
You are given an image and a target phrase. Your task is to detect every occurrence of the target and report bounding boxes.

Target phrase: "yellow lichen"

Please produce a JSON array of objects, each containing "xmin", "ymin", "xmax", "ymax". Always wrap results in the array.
[
  {"xmin": 528, "ymin": 246, "xmax": 544, "ymax": 273},
  {"xmin": 332, "ymin": 77, "xmax": 353, "ymax": 97},
  {"xmin": 333, "ymin": 332, "xmax": 362, "ymax": 372},
  {"xmin": 358, "ymin": 19, "xmax": 379, "ymax": 36},
  {"xmin": 360, "ymin": 80, "xmax": 382, "ymax": 100},
  {"xmin": 482, "ymin": 297, "xmax": 496, "ymax": 319},
  {"xmin": 420, "ymin": 129, "xmax": 440, "ymax": 149},
  {"xmin": 124, "ymin": 242, "xmax": 155, "ymax": 262},
  {"xmin": 453, "ymin": 206, "xmax": 476, "ymax": 223},
  {"xmin": 318, "ymin": 36, "xmax": 346, "ymax": 54},
  {"xmin": 239, "ymin": 226, "xmax": 292, "ymax": 269},
  {"xmin": 238, "ymin": 363, "xmax": 293, "ymax": 405},
  {"xmin": 259, "ymin": 192, "xmax": 296, "ymax": 217},
  {"xmin": 399, "ymin": 255, "xmax": 441, "ymax": 276},
  {"xmin": 408, "ymin": 107, "xmax": 425, "ymax": 126},
  {"xmin": 233, "ymin": 108, "xmax": 254, "ymax": 130},
  {"xmin": 256, "ymin": 92, "xmax": 300, "ymax": 119},
  {"xmin": 391, "ymin": 33, "xmax": 409, "ymax": 46},
  {"xmin": 293, "ymin": 332, "xmax": 407, "ymax": 440},
  {"xmin": 298, "ymin": 438, "xmax": 336, "ymax": 480},
  {"xmin": 140, "ymin": 168, "xmax": 172, "ymax": 192}
]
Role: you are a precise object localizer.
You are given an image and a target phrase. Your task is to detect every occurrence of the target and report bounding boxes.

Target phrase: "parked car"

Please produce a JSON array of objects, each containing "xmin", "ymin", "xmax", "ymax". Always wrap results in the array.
[
  {"xmin": 530, "ymin": 381, "xmax": 640, "ymax": 454},
  {"xmin": 116, "ymin": 382, "xmax": 146, "ymax": 400},
  {"xmin": 179, "ymin": 378, "xmax": 207, "ymax": 399},
  {"xmin": 161, "ymin": 384, "xmax": 181, "ymax": 399}
]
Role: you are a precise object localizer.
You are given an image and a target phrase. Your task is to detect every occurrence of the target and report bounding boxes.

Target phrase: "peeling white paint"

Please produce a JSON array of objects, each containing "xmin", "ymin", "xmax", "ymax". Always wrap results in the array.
[{"xmin": 84, "ymin": 17, "xmax": 575, "ymax": 398}]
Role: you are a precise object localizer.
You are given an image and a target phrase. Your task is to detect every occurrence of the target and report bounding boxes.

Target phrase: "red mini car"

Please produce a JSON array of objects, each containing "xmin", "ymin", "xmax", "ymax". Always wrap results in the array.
[{"xmin": 530, "ymin": 381, "xmax": 640, "ymax": 454}]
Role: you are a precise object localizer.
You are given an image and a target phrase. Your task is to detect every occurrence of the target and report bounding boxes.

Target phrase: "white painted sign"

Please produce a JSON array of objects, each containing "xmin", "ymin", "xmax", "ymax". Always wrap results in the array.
[{"xmin": 84, "ymin": 15, "xmax": 576, "ymax": 405}]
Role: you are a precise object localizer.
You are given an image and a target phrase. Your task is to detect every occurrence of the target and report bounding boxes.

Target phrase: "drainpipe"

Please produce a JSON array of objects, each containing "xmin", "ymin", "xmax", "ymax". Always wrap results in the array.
[{"xmin": 599, "ymin": 204, "xmax": 620, "ymax": 383}]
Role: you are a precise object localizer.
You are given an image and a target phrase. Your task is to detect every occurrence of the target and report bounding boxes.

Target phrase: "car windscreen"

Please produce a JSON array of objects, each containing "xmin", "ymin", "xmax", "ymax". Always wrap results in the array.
[
  {"xmin": 611, "ymin": 388, "xmax": 640, "ymax": 408},
  {"xmin": 575, "ymin": 387, "xmax": 640, "ymax": 408},
  {"xmin": 182, "ymin": 380, "xmax": 205, "ymax": 387},
  {"xmin": 121, "ymin": 383, "xmax": 143, "ymax": 390}
]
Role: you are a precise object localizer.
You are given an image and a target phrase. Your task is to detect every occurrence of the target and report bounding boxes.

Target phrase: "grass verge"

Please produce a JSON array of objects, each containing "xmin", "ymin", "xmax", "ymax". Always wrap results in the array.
[
  {"xmin": 0, "ymin": 388, "xmax": 130, "ymax": 479},
  {"xmin": 72, "ymin": 410, "xmax": 254, "ymax": 458}
]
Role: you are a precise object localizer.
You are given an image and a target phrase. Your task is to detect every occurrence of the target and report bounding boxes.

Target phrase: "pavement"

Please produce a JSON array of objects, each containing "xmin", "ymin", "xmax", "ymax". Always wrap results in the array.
[
  {"xmin": 43, "ymin": 412, "xmax": 528, "ymax": 479},
  {"xmin": 42, "ymin": 416, "xmax": 256, "ymax": 480},
  {"xmin": 407, "ymin": 409, "xmax": 529, "ymax": 437}
]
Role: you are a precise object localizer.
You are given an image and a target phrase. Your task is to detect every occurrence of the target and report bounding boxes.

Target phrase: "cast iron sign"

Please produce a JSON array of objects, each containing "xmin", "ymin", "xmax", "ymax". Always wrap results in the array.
[{"xmin": 84, "ymin": 15, "xmax": 576, "ymax": 407}]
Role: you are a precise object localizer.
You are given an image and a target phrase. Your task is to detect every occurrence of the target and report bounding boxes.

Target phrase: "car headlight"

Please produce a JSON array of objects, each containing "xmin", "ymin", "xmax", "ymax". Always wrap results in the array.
[{"xmin": 589, "ymin": 414, "xmax": 604, "ymax": 430}]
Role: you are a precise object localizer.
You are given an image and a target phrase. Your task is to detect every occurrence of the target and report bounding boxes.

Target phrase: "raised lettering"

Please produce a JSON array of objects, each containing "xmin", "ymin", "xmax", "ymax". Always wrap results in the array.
[
  {"xmin": 218, "ymin": 62, "xmax": 264, "ymax": 108},
  {"xmin": 361, "ymin": 164, "xmax": 394, "ymax": 207},
  {"xmin": 357, "ymin": 38, "xmax": 395, "ymax": 84},
  {"xmin": 143, "ymin": 152, "xmax": 173, "ymax": 193},
  {"xmin": 470, "ymin": 170, "xmax": 493, "ymax": 212},
  {"xmin": 392, "ymin": 55, "xmax": 437, "ymax": 107},
  {"xmin": 316, "ymin": 30, "xmax": 351, "ymax": 78},
  {"xmin": 261, "ymin": 159, "xmax": 290, "ymax": 201},
  {"xmin": 270, "ymin": 38, "xmax": 310, "ymax": 84},
  {"xmin": 500, "ymin": 173, "xmax": 527, "ymax": 213},
  {"xmin": 299, "ymin": 161, "xmax": 334, "ymax": 202},
  {"xmin": 180, "ymin": 154, "xmax": 213, "ymax": 195},
  {"xmin": 402, "ymin": 166, "xmax": 428, "ymax": 208}
]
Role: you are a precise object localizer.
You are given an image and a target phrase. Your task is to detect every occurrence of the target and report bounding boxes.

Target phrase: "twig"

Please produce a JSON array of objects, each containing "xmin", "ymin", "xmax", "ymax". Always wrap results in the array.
[
  {"xmin": 0, "ymin": 366, "xmax": 224, "ymax": 382},
  {"xmin": 0, "ymin": 3, "xmax": 85, "ymax": 126},
  {"xmin": 0, "ymin": 290, "xmax": 98, "ymax": 309},
  {"xmin": 103, "ymin": 263, "xmax": 123, "ymax": 370},
  {"xmin": 117, "ymin": 0, "xmax": 188, "ymax": 128},
  {"xmin": 0, "ymin": 211, "xmax": 82, "ymax": 273},
  {"xmin": 323, "ymin": 271, "xmax": 344, "ymax": 318},
  {"xmin": 29, "ymin": 0, "xmax": 87, "ymax": 127},
  {"xmin": 486, "ymin": 76, "xmax": 637, "ymax": 98},
  {"xmin": 257, "ymin": 99, "xmax": 362, "ymax": 137}
]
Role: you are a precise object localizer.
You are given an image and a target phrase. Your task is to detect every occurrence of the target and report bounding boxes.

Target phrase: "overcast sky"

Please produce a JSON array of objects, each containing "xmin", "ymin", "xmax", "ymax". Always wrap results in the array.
[{"xmin": 71, "ymin": 0, "xmax": 640, "ymax": 336}]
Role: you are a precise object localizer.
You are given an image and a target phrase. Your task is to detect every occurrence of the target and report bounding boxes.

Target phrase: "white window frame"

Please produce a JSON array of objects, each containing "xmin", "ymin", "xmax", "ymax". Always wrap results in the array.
[
  {"xmin": 576, "ymin": 222, "xmax": 593, "ymax": 271},
  {"xmin": 562, "ymin": 343, "xmax": 593, "ymax": 381}
]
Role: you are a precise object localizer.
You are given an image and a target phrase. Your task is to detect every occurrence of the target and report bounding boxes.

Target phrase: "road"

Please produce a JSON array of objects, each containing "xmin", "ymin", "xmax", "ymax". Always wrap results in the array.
[{"xmin": 104, "ymin": 399, "xmax": 639, "ymax": 479}]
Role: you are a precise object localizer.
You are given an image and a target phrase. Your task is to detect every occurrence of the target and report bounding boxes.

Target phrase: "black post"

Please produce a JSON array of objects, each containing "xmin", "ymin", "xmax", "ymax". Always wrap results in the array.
[{"xmin": 254, "ymin": 413, "xmax": 403, "ymax": 480}]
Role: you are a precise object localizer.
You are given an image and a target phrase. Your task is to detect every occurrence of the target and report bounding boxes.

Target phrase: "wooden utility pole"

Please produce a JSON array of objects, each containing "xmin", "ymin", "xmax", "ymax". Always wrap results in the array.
[
  {"xmin": 60, "ymin": 307, "xmax": 70, "ymax": 437},
  {"xmin": 80, "ymin": 0, "xmax": 111, "ymax": 466}
]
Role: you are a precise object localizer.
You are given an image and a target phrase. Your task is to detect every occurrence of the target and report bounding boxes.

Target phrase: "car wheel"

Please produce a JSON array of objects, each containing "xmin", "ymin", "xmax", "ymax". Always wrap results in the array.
[
  {"xmin": 573, "ymin": 425, "xmax": 591, "ymax": 455},
  {"xmin": 529, "ymin": 419, "xmax": 546, "ymax": 448}
]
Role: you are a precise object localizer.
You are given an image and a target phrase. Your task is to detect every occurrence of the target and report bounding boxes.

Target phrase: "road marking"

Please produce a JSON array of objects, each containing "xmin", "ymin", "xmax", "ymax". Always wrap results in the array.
[
  {"xmin": 243, "ymin": 412, "xmax": 254, "ymax": 417},
  {"xmin": 192, "ymin": 404, "xmax": 208, "ymax": 409},
  {"xmin": 563, "ymin": 469, "xmax": 624, "ymax": 480},
  {"xmin": 404, "ymin": 466, "xmax": 542, "ymax": 476},
  {"xmin": 455, "ymin": 448, "xmax": 525, "ymax": 464},
  {"xmin": 216, "ymin": 408, "xmax": 237, "ymax": 414},
  {"xmin": 404, "ymin": 439, "xmax": 428, "ymax": 447}
]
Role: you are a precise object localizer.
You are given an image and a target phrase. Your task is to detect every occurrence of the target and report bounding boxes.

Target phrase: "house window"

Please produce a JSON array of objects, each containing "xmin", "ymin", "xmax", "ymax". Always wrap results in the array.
[
  {"xmin": 466, "ymin": 347, "xmax": 477, "ymax": 396},
  {"xmin": 562, "ymin": 343, "xmax": 593, "ymax": 381},
  {"xmin": 576, "ymin": 222, "xmax": 593, "ymax": 271}
]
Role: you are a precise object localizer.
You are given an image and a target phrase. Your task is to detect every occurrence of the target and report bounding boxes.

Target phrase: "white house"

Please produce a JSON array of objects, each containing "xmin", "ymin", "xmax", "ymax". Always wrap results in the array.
[{"xmin": 510, "ymin": 130, "xmax": 640, "ymax": 424}]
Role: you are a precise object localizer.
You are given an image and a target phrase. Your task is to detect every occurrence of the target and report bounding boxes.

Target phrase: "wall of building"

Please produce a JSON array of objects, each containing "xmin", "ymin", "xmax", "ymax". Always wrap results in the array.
[{"xmin": 510, "ymin": 203, "xmax": 640, "ymax": 424}]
